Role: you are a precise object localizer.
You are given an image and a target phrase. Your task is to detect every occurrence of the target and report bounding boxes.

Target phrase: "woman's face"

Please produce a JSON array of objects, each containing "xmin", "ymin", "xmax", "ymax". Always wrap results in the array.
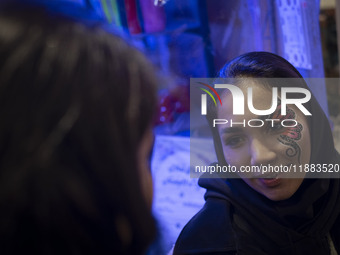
[{"xmin": 217, "ymin": 81, "xmax": 311, "ymax": 201}]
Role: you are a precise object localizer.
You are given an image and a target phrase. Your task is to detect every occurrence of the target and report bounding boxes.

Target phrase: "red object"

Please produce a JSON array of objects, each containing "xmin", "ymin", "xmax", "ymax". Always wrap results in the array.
[
  {"xmin": 124, "ymin": 0, "xmax": 142, "ymax": 34},
  {"xmin": 155, "ymin": 85, "xmax": 190, "ymax": 125},
  {"xmin": 156, "ymin": 90, "xmax": 175, "ymax": 125},
  {"xmin": 170, "ymin": 85, "xmax": 190, "ymax": 113}
]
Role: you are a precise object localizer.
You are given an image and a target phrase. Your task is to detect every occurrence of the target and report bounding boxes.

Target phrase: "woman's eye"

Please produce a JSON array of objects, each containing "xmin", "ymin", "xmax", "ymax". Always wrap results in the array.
[{"xmin": 224, "ymin": 136, "xmax": 244, "ymax": 148}]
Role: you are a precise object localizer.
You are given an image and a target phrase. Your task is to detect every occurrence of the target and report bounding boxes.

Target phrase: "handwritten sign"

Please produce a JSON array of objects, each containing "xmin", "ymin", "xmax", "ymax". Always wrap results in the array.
[{"xmin": 151, "ymin": 135, "xmax": 216, "ymax": 247}]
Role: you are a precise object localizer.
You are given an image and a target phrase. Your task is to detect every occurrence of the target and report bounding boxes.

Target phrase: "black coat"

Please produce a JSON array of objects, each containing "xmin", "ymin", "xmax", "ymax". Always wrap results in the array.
[
  {"xmin": 174, "ymin": 195, "xmax": 236, "ymax": 255},
  {"xmin": 174, "ymin": 176, "xmax": 340, "ymax": 255}
]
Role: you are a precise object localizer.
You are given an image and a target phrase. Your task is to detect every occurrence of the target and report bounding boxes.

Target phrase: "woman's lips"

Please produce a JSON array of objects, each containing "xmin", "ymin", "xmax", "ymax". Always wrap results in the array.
[
  {"xmin": 252, "ymin": 164, "xmax": 293, "ymax": 187},
  {"xmin": 258, "ymin": 176, "xmax": 282, "ymax": 187}
]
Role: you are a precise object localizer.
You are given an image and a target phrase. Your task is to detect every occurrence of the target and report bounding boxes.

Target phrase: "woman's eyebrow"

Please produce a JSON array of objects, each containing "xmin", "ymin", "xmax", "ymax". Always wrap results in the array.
[{"xmin": 220, "ymin": 127, "xmax": 243, "ymax": 134}]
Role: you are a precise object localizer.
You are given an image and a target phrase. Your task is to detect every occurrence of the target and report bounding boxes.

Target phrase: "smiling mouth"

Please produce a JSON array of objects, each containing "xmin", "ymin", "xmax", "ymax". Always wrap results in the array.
[{"xmin": 259, "ymin": 176, "xmax": 282, "ymax": 187}]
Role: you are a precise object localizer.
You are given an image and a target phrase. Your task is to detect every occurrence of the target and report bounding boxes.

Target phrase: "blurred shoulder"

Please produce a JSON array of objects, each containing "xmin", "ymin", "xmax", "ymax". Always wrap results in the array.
[{"xmin": 173, "ymin": 197, "xmax": 236, "ymax": 255}]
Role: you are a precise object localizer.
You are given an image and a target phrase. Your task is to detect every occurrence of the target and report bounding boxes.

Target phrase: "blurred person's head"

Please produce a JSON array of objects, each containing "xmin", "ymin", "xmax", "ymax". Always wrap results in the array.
[{"xmin": 0, "ymin": 2, "xmax": 157, "ymax": 254}]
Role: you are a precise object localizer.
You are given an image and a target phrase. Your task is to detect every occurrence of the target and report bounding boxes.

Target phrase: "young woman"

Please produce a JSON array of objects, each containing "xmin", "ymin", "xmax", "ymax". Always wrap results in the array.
[
  {"xmin": 174, "ymin": 52, "xmax": 340, "ymax": 255},
  {"xmin": 0, "ymin": 2, "xmax": 158, "ymax": 254}
]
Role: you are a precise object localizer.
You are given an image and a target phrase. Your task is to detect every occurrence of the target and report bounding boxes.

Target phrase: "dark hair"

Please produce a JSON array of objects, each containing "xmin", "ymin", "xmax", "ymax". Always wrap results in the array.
[
  {"xmin": 208, "ymin": 52, "xmax": 311, "ymax": 165},
  {"xmin": 0, "ymin": 3, "xmax": 157, "ymax": 255},
  {"xmin": 218, "ymin": 51, "xmax": 302, "ymax": 78}
]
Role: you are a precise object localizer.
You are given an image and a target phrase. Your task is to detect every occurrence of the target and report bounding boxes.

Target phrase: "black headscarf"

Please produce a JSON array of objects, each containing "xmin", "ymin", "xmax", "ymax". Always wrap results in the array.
[{"xmin": 200, "ymin": 52, "xmax": 340, "ymax": 254}]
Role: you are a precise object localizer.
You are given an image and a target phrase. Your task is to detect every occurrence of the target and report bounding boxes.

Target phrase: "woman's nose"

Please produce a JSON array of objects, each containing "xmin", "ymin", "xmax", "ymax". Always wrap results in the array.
[{"xmin": 250, "ymin": 138, "xmax": 277, "ymax": 166}]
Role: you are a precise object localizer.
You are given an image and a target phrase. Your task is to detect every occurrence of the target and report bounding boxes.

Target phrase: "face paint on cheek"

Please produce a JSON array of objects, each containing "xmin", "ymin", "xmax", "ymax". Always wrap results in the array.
[{"xmin": 277, "ymin": 108, "xmax": 303, "ymax": 164}]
